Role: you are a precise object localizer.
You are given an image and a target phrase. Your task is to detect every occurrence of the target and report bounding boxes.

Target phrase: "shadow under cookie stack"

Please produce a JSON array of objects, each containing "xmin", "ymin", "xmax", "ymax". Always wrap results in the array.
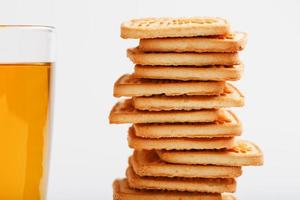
[{"xmin": 110, "ymin": 17, "xmax": 263, "ymax": 200}]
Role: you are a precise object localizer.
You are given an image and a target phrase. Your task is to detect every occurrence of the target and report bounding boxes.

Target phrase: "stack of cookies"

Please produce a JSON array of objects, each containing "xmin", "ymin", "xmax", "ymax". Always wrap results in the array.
[{"xmin": 110, "ymin": 17, "xmax": 263, "ymax": 200}]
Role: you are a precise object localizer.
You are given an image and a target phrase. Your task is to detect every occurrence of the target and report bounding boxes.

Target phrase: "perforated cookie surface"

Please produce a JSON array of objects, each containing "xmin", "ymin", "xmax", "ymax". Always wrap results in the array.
[{"xmin": 121, "ymin": 17, "xmax": 230, "ymax": 39}]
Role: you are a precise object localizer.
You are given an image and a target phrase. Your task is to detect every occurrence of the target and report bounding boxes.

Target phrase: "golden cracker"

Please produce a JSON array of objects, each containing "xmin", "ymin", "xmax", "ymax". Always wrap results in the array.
[
  {"xmin": 139, "ymin": 32, "xmax": 247, "ymax": 53},
  {"xmin": 133, "ymin": 83, "xmax": 244, "ymax": 111},
  {"xmin": 128, "ymin": 128, "xmax": 235, "ymax": 150},
  {"xmin": 114, "ymin": 74, "xmax": 225, "ymax": 97},
  {"xmin": 121, "ymin": 17, "xmax": 230, "ymax": 39},
  {"xmin": 110, "ymin": 99, "xmax": 229, "ymax": 124},
  {"xmin": 130, "ymin": 150, "xmax": 242, "ymax": 178},
  {"xmin": 126, "ymin": 167, "xmax": 236, "ymax": 193},
  {"xmin": 133, "ymin": 110, "xmax": 242, "ymax": 138},
  {"xmin": 157, "ymin": 140, "xmax": 263, "ymax": 166},
  {"xmin": 127, "ymin": 48, "xmax": 240, "ymax": 66},
  {"xmin": 113, "ymin": 179, "xmax": 223, "ymax": 200},
  {"xmin": 133, "ymin": 64, "xmax": 243, "ymax": 81}
]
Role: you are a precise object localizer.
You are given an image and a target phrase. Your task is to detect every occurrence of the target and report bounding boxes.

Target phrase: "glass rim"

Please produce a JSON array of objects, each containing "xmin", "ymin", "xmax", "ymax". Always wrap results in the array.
[{"xmin": 0, "ymin": 25, "xmax": 55, "ymax": 31}]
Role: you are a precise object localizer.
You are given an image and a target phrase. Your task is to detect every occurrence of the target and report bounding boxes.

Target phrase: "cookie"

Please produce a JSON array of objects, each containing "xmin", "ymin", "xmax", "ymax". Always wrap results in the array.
[
  {"xmin": 130, "ymin": 150, "xmax": 242, "ymax": 178},
  {"xmin": 133, "ymin": 64, "xmax": 243, "ymax": 81},
  {"xmin": 110, "ymin": 99, "xmax": 229, "ymax": 124},
  {"xmin": 121, "ymin": 17, "xmax": 230, "ymax": 39},
  {"xmin": 133, "ymin": 83, "xmax": 244, "ymax": 111},
  {"xmin": 157, "ymin": 140, "xmax": 263, "ymax": 166},
  {"xmin": 114, "ymin": 74, "xmax": 225, "ymax": 97},
  {"xmin": 128, "ymin": 128, "xmax": 235, "ymax": 150},
  {"xmin": 133, "ymin": 110, "xmax": 242, "ymax": 138},
  {"xmin": 113, "ymin": 179, "xmax": 224, "ymax": 200},
  {"xmin": 127, "ymin": 48, "xmax": 240, "ymax": 66},
  {"xmin": 126, "ymin": 167, "xmax": 236, "ymax": 193},
  {"xmin": 139, "ymin": 32, "xmax": 247, "ymax": 53}
]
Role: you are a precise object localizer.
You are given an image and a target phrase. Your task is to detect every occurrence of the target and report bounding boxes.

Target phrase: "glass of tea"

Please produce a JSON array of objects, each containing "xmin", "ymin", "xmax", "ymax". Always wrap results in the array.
[{"xmin": 0, "ymin": 25, "xmax": 54, "ymax": 200}]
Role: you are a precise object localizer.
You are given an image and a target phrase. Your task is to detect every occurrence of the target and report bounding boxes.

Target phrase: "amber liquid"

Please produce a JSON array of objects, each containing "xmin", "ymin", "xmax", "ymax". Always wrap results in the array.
[{"xmin": 0, "ymin": 63, "xmax": 52, "ymax": 200}]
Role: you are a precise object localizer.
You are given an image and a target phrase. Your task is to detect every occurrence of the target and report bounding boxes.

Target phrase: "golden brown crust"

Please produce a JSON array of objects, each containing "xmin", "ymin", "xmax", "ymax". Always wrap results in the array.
[
  {"xmin": 133, "ymin": 110, "xmax": 242, "ymax": 138},
  {"xmin": 113, "ymin": 179, "xmax": 223, "ymax": 200},
  {"xmin": 157, "ymin": 140, "xmax": 264, "ymax": 166},
  {"xmin": 128, "ymin": 127, "xmax": 235, "ymax": 150},
  {"xmin": 114, "ymin": 74, "xmax": 225, "ymax": 97},
  {"xmin": 133, "ymin": 64, "xmax": 243, "ymax": 81},
  {"xmin": 121, "ymin": 17, "xmax": 230, "ymax": 39},
  {"xmin": 139, "ymin": 32, "xmax": 247, "ymax": 52},
  {"xmin": 127, "ymin": 48, "xmax": 240, "ymax": 66},
  {"xmin": 109, "ymin": 99, "xmax": 229, "ymax": 124},
  {"xmin": 130, "ymin": 150, "xmax": 242, "ymax": 178},
  {"xmin": 132, "ymin": 83, "xmax": 244, "ymax": 111},
  {"xmin": 126, "ymin": 167, "xmax": 236, "ymax": 193}
]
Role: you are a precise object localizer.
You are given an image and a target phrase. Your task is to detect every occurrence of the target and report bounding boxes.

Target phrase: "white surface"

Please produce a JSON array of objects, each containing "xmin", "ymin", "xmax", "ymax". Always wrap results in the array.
[{"xmin": 1, "ymin": 0, "xmax": 300, "ymax": 199}]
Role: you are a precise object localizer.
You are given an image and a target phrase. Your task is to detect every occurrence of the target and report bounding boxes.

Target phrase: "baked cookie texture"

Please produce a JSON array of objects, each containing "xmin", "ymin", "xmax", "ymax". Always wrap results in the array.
[
  {"xmin": 156, "ymin": 140, "xmax": 264, "ymax": 166},
  {"xmin": 133, "ymin": 64, "xmax": 243, "ymax": 81},
  {"xmin": 132, "ymin": 83, "xmax": 244, "ymax": 111},
  {"xmin": 126, "ymin": 167, "xmax": 236, "ymax": 193},
  {"xmin": 111, "ymin": 17, "xmax": 263, "ymax": 200},
  {"xmin": 121, "ymin": 17, "xmax": 230, "ymax": 39},
  {"xmin": 114, "ymin": 74, "xmax": 225, "ymax": 97},
  {"xmin": 139, "ymin": 32, "xmax": 247, "ymax": 53},
  {"xmin": 110, "ymin": 99, "xmax": 229, "ymax": 124},
  {"xmin": 130, "ymin": 150, "xmax": 242, "ymax": 178},
  {"xmin": 128, "ymin": 127, "xmax": 236, "ymax": 150},
  {"xmin": 133, "ymin": 110, "xmax": 242, "ymax": 138},
  {"xmin": 127, "ymin": 47, "xmax": 240, "ymax": 66}
]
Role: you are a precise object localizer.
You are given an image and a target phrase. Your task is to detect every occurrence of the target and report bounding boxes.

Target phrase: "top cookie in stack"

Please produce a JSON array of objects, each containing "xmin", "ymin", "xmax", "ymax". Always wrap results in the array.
[
  {"xmin": 111, "ymin": 17, "xmax": 262, "ymax": 200},
  {"xmin": 122, "ymin": 17, "xmax": 246, "ymax": 83}
]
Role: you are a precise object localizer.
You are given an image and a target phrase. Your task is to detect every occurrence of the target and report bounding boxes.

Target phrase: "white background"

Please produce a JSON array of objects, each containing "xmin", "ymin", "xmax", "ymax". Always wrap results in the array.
[{"xmin": 1, "ymin": 0, "xmax": 300, "ymax": 199}]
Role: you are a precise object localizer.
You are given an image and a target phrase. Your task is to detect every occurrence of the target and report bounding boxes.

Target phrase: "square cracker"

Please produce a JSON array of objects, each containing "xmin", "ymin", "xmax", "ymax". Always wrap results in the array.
[
  {"xmin": 126, "ymin": 167, "xmax": 236, "ymax": 193},
  {"xmin": 128, "ymin": 127, "xmax": 235, "ymax": 150},
  {"xmin": 157, "ymin": 140, "xmax": 263, "ymax": 166},
  {"xmin": 139, "ymin": 32, "xmax": 247, "ymax": 53},
  {"xmin": 129, "ymin": 150, "xmax": 242, "ymax": 178},
  {"xmin": 114, "ymin": 74, "xmax": 225, "ymax": 97},
  {"xmin": 133, "ymin": 83, "xmax": 244, "ymax": 111},
  {"xmin": 133, "ymin": 110, "xmax": 242, "ymax": 138},
  {"xmin": 109, "ymin": 99, "xmax": 229, "ymax": 124},
  {"xmin": 121, "ymin": 17, "xmax": 230, "ymax": 39},
  {"xmin": 127, "ymin": 48, "xmax": 240, "ymax": 66},
  {"xmin": 133, "ymin": 64, "xmax": 243, "ymax": 81},
  {"xmin": 113, "ymin": 179, "xmax": 228, "ymax": 200}
]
